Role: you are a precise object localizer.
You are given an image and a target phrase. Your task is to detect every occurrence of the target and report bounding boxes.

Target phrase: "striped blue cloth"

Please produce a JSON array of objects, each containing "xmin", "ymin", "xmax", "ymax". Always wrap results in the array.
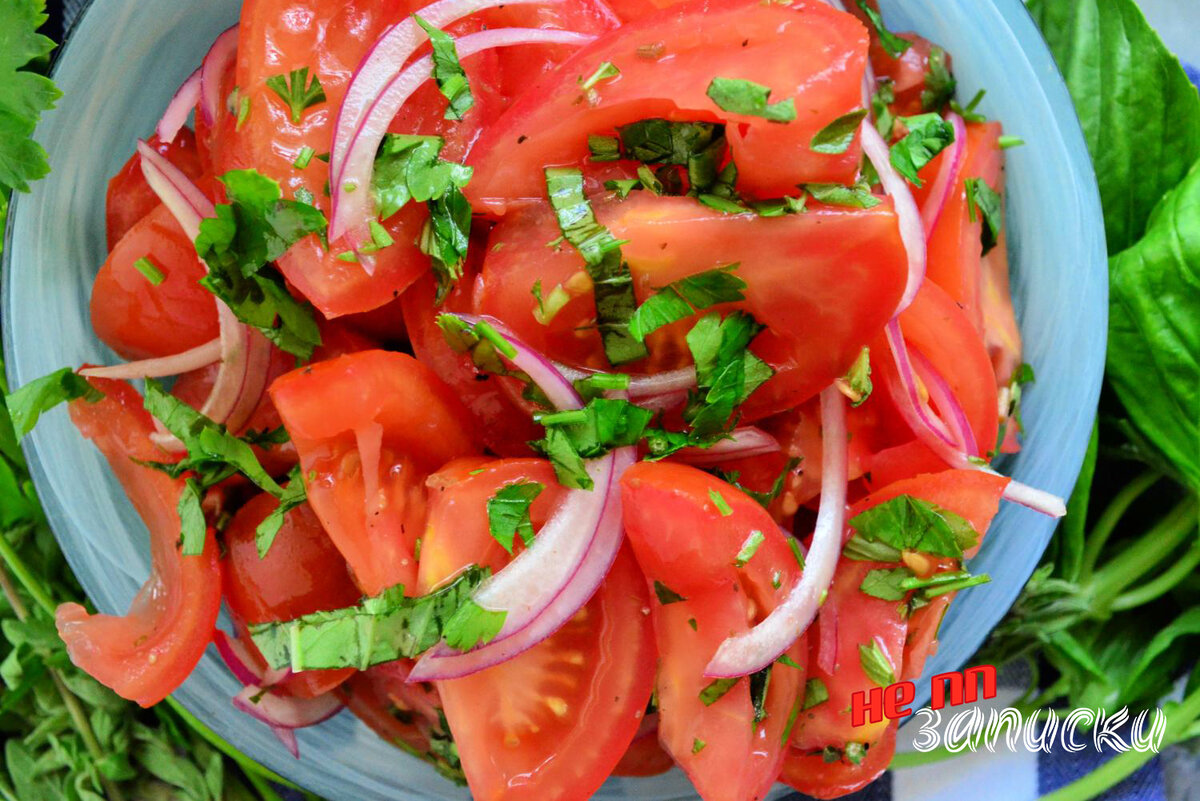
[{"xmin": 44, "ymin": 2, "xmax": 1198, "ymax": 800}]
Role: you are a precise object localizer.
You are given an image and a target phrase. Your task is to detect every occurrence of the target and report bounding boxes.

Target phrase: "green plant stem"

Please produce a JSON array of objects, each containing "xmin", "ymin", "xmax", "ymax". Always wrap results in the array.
[
  {"xmin": 1038, "ymin": 680, "xmax": 1200, "ymax": 801},
  {"xmin": 1079, "ymin": 470, "xmax": 1159, "ymax": 580},
  {"xmin": 165, "ymin": 697, "xmax": 300, "ymax": 791},
  {"xmin": 1110, "ymin": 540, "xmax": 1200, "ymax": 611},
  {"xmin": 1089, "ymin": 496, "xmax": 1198, "ymax": 605},
  {"xmin": 0, "ymin": 560, "xmax": 128, "ymax": 801},
  {"xmin": 0, "ymin": 525, "xmax": 56, "ymax": 616}
]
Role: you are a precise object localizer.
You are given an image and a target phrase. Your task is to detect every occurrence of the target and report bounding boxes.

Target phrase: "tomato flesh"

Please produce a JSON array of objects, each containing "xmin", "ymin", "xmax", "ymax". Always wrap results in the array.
[
  {"xmin": 269, "ymin": 350, "xmax": 478, "ymax": 595},
  {"xmin": 106, "ymin": 130, "xmax": 205, "ymax": 249},
  {"xmin": 466, "ymin": 0, "xmax": 869, "ymax": 211},
  {"xmin": 56, "ymin": 378, "xmax": 222, "ymax": 707}
]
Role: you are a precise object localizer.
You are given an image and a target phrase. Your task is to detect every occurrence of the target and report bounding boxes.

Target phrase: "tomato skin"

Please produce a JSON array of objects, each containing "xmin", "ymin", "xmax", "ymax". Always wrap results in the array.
[
  {"xmin": 91, "ymin": 203, "xmax": 220, "ymax": 361},
  {"xmin": 479, "ymin": 194, "xmax": 907, "ymax": 406},
  {"xmin": 781, "ymin": 722, "xmax": 897, "ymax": 800},
  {"xmin": 613, "ymin": 722, "xmax": 675, "ymax": 777},
  {"xmin": 338, "ymin": 660, "xmax": 447, "ymax": 756},
  {"xmin": 869, "ymin": 33, "xmax": 941, "ymax": 116},
  {"xmin": 223, "ymin": 492, "xmax": 360, "ymax": 697},
  {"xmin": 419, "ymin": 459, "xmax": 656, "ymax": 801},
  {"xmin": 620, "ymin": 461, "xmax": 807, "ymax": 801},
  {"xmin": 56, "ymin": 378, "xmax": 222, "ymax": 707},
  {"xmin": 269, "ymin": 350, "xmax": 478, "ymax": 596},
  {"xmin": 106, "ymin": 130, "xmax": 205, "ymax": 249},
  {"xmin": 466, "ymin": 0, "xmax": 869, "ymax": 211}
]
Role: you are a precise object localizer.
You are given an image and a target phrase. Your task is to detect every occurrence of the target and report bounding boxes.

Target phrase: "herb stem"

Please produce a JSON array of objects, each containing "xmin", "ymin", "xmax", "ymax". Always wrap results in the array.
[
  {"xmin": 1079, "ymin": 470, "xmax": 1158, "ymax": 579},
  {"xmin": 1109, "ymin": 539, "xmax": 1200, "ymax": 611},
  {"xmin": 0, "ymin": 525, "xmax": 57, "ymax": 616},
  {"xmin": 1089, "ymin": 496, "xmax": 1198, "ymax": 606}
]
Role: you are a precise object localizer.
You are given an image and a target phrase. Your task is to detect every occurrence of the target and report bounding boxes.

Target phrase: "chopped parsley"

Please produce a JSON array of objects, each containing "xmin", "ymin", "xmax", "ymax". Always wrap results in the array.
[
  {"xmin": 544, "ymin": 167, "xmax": 647, "ymax": 365},
  {"xmin": 803, "ymin": 678, "xmax": 829, "ymax": 710},
  {"xmin": 855, "ymin": 0, "xmax": 911, "ymax": 58},
  {"xmin": 133, "ymin": 256, "xmax": 165, "ymax": 285},
  {"xmin": 708, "ymin": 488, "xmax": 733, "ymax": 516},
  {"xmin": 699, "ymin": 677, "xmax": 739, "ymax": 706},
  {"xmin": 692, "ymin": 738, "xmax": 707, "ymax": 754},
  {"xmin": 654, "ymin": 581, "xmax": 687, "ymax": 605},
  {"xmin": 588, "ymin": 134, "xmax": 621, "ymax": 162},
  {"xmin": 250, "ymin": 567, "xmax": 493, "ymax": 670},
  {"xmin": 778, "ymin": 654, "xmax": 803, "ymax": 670},
  {"xmin": 999, "ymin": 134, "xmax": 1026, "ymax": 149},
  {"xmin": 787, "ymin": 537, "xmax": 806, "ymax": 570},
  {"xmin": 709, "ymin": 457, "xmax": 799, "ymax": 510},
  {"xmin": 921, "ymin": 46, "xmax": 957, "ymax": 112},
  {"xmin": 414, "ymin": 16, "xmax": 474, "ymax": 121},
  {"xmin": 871, "ymin": 79, "xmax": 897, "ymax": 139},
  {"xmin": 734, "ymin": 529, "xmax": 766, "ymax": 567},
  {"xmin": 486, "ymin": 481, "xmax": 544, "ymax": 553},
  {"xmin": 579, "ymin": 61, "xmax": 620, "ymax": 103},
  {"xmin": 804, "ymin": 180, "xmax": 881, "ymax": 209},
  {"xmin": 683, "ymin": 311, "xmax": 774, "ymax": 440},
  {"xmin": 627, "ymin": 264, "xmax": 747, "ymax": 342},
  {"xmin": 6, "ymin": 368, "xmax": 103, "ymax": 440},
  {"xmin": 750, "ymin": 665, "xmax": 772, "ymax": 724},
  {"xmin": 890, "ymin": 113, "xmax": 956, "ymax": 186},
  {"xmin": 965, "ymin": 177, "xmax": 1003, "ymax": 255},
  {"xmin": 532, "ymin": 398, "xmax": 654, "ymax": 488},
  {"xmin": 858, "ymin": 640, "xmax": 897, "ymax": 688},
  {"xmin": 706, "ymin": 77, "xmax": 796, "ymax": 123},
  {"xmin": 194, "ymin": 169, "xmax": 325, "ymax": 359},
  {"xmin": 810, "ymin": 109, "xmax": 868, "ymax": 154},
  {"xmin": 843, "ymin": 494, "xmax": 980, "ymax": 563},
  {"xmin": 292, "ymin": 146, "xmax": 315, "ymax": 170},
  {"xmin": 264, "ymin": 67, "xmax": 326, "ymax": 124},
  {"xmin": 951, "ymin": 89, "xmax": 988, "ymax": 124}
]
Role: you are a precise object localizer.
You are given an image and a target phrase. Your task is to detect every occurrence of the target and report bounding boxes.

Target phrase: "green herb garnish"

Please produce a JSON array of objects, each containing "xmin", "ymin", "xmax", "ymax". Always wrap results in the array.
[{"xmin": 265, "ymin": 67, "xmax": 326, "ymax": 124}]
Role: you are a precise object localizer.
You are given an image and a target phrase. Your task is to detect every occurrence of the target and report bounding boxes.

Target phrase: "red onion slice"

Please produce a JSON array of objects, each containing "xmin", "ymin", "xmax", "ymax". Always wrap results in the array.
[
  {"xmin": 456, "ymin": 314, "xmax": 583, "ymax": 411},
  {"xmin": 860, "ymin": 122, "xmax": 926, "ymax": 316},
  {"xmin": 884, "ymin": 319, "xmax": 965, "ymax": 467},
  {"xmin": 909, "ymin": 346, "xmax": 978, "ymax": 457},
  {"xmin": 232, "ymin": 685, "xmax": 344, "ymax": 731},
  {"xmin": 705, "ymin": 388, "xmax": 848, "ymax": 678},
  {"xmin": 330, "ymin": 27, "xmax": 596, "ymax": 245},
  {"xmin": 674, "ymin": 426, "xmax": 781, "ymax": 466},
  {"xmin": 136, "ymin": 139, "xmax": 214, "ymax": 237},
  {"xmin": 272, "ymin": 727, "xmax": 300, "ymax": 759},
  {"xmin": 156, "ymin": 69, "xmax": 201, "ymax": 144},
  {"xmin": 214, "ymin": 629, "xmax": 263, "ymax": 687},
  {"xmin": 920, "ymin": 112, "xmax": 967, "ymax": 237},
  {"xmin": 200, "ymin": 26, "xmax": 238, "ymax": 126},
  {"xmin": 80, "ymin": 338, "xmax": 221, "ymax": 380}
]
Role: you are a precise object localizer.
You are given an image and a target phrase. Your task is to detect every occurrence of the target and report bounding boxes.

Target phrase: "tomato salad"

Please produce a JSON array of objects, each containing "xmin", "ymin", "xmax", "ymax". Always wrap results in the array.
[{"xmin": 9, "ymin": 0, "xmax": 1067, "ymax": 798}]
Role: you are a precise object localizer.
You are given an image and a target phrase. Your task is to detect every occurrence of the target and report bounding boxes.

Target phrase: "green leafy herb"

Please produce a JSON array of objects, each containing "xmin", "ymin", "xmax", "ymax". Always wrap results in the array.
[
  {"xmin": 706, "ymin": 77, "xmax": 796, "ymax": 123},
  {"xmin": 699, "ymin": 677, "xmax": 740, "ymax": 706},
  {"xmin": 264, "ymin": 67, "xmax": 326, "ymax": 124},
  {"xmin": 254, "ymin": 467, "xmax": 307, "ymax": 558},
  {"xmin": 249, "ymin": 567, "xmax": 492, "ymax": 670},
  {"xmin": 532, "ymin": 398, "xmax": 654, "ymax": 488},
  {"xmin": 845, "ymin": 741, "xmax": 868, "ymax": 766},
  {"xmin": 810, "ymin": 109, "xmax": 868, "ymax": 154},
  {"xmin": 579, "ymin": 61, "xmax": 620, "ymax": 101},
  {"xmin": 871, "ymin": 79, "xmax": 897, "ymax": 139},
  {"xmin": 194, "ymin": 169, "xmax": 325, "ymax": 359},
  {"xmin": 414, "ymin": 16, "xmax": 474, "ymax": 121},
  {"xmin": 998, "ymin": 134, "xmax": 1026, "ymax": 149},
  {"xmin": 442, "ymin": 598, "xmax": 506, "ymax": 652},
  {"xmin": 844, "ymin": 494, "xmax": 980, "ymax": 562},
  {"xmin": 965, "ymin": 177, "xmax": 1003, "ymax": 255},
  {"xmin": 921, "ymin": 46, "xmax": 957, "ymax": 111},
  {"xmin": 588, "ymin": 134, "xmax": 621, "ymax": 162},
  {"xmin": 950, "ymin": 88, "xmax": 988, "ymax": 124},
  {"xmin": 0, "ymin": 0, "xmax": 60, "ymax": 194},
  {"xmin": 858, "ymin": 640, "xmax": 896, "ymax": 688},
  {"xmin": 132, "ymin": 256, "xmax": 165, "ymax": 285},
  {"xmin": 487, "ymin": 481, "xmax": 544, "ymax": 553},
  {"xmin": 890, "ymin": 113, "xmax": 956, "ymax": 186},
  {"xmin": 654, "ymin": 581, "xmax": 687, "ymax": 605},
  {"xmin": 708, "ymin": 488, "xmax": 733, "ymax": 516},
  {"xmin": 804, "ymin": 181, "xmax": 881, "ymax": 209},
  {"xmin": 859, "ymin": 567, "xmax": 915, "ymax": 601},
  {"xmin": 371, "ymin": 134, "xmax": 473, "ymax": 220},
  {"xmin": 691, "ymin": 738, "xmax": 707, "ymax": 754},
  {"xmin": 855, "ymin": 0, "xmax": 911, "ymax": 58},
  {"xmin": 293, "ymin": 146, "xmax": 315, "ymax": 170},
  {"xmin": 682, "ymin": 311, "xmax": 774, "ymax": 440},
  {"xmin": 6, "ymin": 368, "xmax": 102, "ymax": 440},
  {"xmin": 628, "ymin": 265, "xmax": 746, "ymax": 342},
  {"xmin": 787, "ymin": 537, "xmax": 806, "ymax": 570},
  {"xmin": 749, "ymin": 665, "xmax": 772, "ymax": 724},
  {"xmin": 837, "ymin": 347, "xmax": 872, "ymax": 407},
  {"xmin": 544, "ymin": 167, "xmax": 647, "ymax": 365},
  {"xmin": 734, "ymin": 530, "xmax": 765, "ymax": 567},
  {"xmin": 804, "ymin": 678, "xmax": 829, "ymax": 710},
  {"xmin": 177, "ymin": 478, "xmax": 207, "ymax": 556},
  {"xmin": 709, "ymin": 457, "xmax": 799, "ymax": 510}
]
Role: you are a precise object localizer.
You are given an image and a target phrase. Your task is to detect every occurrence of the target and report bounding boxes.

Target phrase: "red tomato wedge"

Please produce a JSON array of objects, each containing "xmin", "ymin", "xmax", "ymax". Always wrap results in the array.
[
  {"xmin": 55, "ymin": 378, "xmax": 222, "ymax": 707},
  {"xmin": 418, "ymin": 458, "xmax": 656, "ymax": 801},
  {"xmin": 223, "ymin": 492, "xmax": 360, "ymax": 698},
  {"xmin": 466, "ymin": 0, "xmax": 869, "ymax": 211},
  {"xmin": 91, "ymin": 203, "xmax": 220, "ymax": 362},
  {"xmin": 621, "ymin": 461, "xmax": 807, "ymax": 801},
  {"xmin": 338, "ymin": 660, "xmax": 448, "ymax": 758},
  {"xmin": 781, "ymin": 723, "xmax": 898, "ymax": 800},
  {"xmin": 106, "ymin": 130, "xmax": 205, "ymax": 249},
  {"xmin": 269, "ymin": 351, "xmax": 478, "ymax": 595},
  {"xmin": 479, "ymin": 193, "xmax": 907, "ymax": 406}
]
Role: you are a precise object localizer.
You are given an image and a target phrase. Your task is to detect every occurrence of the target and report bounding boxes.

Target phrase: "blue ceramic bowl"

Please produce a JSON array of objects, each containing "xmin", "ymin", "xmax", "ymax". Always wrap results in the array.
[{"xmin": 3, "ymin": 0, "xmax": 1106, "ymax": 798}]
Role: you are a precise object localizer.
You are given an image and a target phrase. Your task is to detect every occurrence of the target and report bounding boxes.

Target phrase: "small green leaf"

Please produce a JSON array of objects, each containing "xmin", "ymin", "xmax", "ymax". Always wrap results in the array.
[
  {"xmin": 654, "ymin": 581, "xmax": 687, "ymax": 605},
  {"xmin": 804, "ymin": 678, "xmax": 830, "ymax": 709},
  {"xmin": 699, "ymin": 677, "xmax": 740, "ymax": 706},
  {"xmin": 487, "ymin": 481, "xmax": 545, "ymax": 553},
  {"xmin": 810, "ymin": 109, "xmax": 868, "ymax": 154},
  {"xmin": 264, "ymin": 67, "xmax": 326, "ymax": 124},
  {"xmin": 855, "ymin": 0, "xmax": 912, "ymax": 58},
  {"xmin": 414, "ymin": 16, "xmax": 474, "ymax": 120},
  {"xmin": 858, "ymin": 640, "xmax": 897, "ymax": 688},
  {"xmin": 706, "ymin": 77, "xmax": 796, "ymax": 123},
  {"xmin": 965, "ymin": 177, "xmax": 1003, "ymax": 255},
  {"xmin": 6, "ymin": 368, "xmax": 103, "ymax": 440}
]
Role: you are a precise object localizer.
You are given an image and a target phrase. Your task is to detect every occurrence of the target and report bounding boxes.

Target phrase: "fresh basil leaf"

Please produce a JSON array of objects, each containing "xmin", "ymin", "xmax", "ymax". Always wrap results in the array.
[
  {"xmin": 921, "ymin": 46, "xmax": 957, "ymax": 112},
  {"xmin": 264, "ymin": 67, "xmax": 325, "ymax": 124},
  {"xmin": 965, "ymin": 177, "xmax": 1003, "ymax": 255},
  {"xmin": 706, "ymin": 77, "xmax": 796, "ymax": 123},
  {"xmin": 846, "ymin": 494, "xmax": 980, "ymax": 560},
  {"xmin": 414, "ymin": 16, "xmax": 474, "ymax": 120},
  {"xmin": 1106, "ymin": 162, "xmax": 1200, "ymax": 490},
  {"xmin": 195, "ymin": 169, "xmax": 325, "ymax": 359},
  {"xmin": 855, "ymin": 0, "xmax": 911, "ymax": 58},
  {"xmin": 654, "ymin": 581, "xmax": 687, "ymax": 605},
  {"xmin": 890, "ymin": 113, "xmax": 956, "ymax": 186},
  {"xmin": 811, "ymin": 109, "xmax": 868, "ymax": 154},
  {"xmin": 588, "ymin": 134, "xmax": 621, "ymax": 162},
  {"xmin": 804, "ymin": 677, "xmax": 829, "ymax": 710},
  {"xmin": 628, "ymin": 265, "xmax": 746, "ymax": 341},
  {"xmin": 487, "ymin": 481, "xmax": 544, "ymax": 554},
  {"xmin": 6, "ymin": 368, "xmax": 102, "ymax": 440},
  {"xmin": 684, "ymin": 311, "xmax": 773, "ymax": 439},
  {"xmin": 442, "ymin": 598, "xmax": 506, "ymax": 652},
  {"xmin": 177, "ymin": 478, "xmax": 207, "ymax": 557},
  {"xmin": 699, "ymin": 677, "xmax": 740, "ymax": 706},
  {"xmin": 249, "ymin": 567, "xmax": 491, "ymax": 670},
  {"xmin": 371, "ymin": 134, "xmax": 472, "ymax": 219},
  {"xmin": 255, "ymin": 468, "xmax": 307, "ymax": 558},
  {"xmin": 858, "ymin": 640, "xmax": 897, "ymax": 688},
  {"xmin": 532, "ymin": 397, "xmax": 653, "ymax": 485},
  {"xmin": 1027, "ymin": 0, "xmax": 1200, "ymax": 252},
  {"xmin": 544, "ymin": 167, "xmax": 646, "ymax": 365},
  {"xmin": 804, "ymin": 181, "xmax": 881, "ymax": 209},
  {"xmin": 860, "ymin": 567, "xmax": 914, "ymax": 601}
]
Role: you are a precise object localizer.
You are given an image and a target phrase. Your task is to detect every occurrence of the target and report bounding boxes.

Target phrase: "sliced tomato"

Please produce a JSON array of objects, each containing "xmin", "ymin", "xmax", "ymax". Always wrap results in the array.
[
  {"xmin": 602, "ymin": 0, "xmax": 689, "ymax": 23},
  {"xmin": 479, "ymin": 193, "xmax": 907, "ymax": 406},
  {"xmin": 901, "ymin": 591, "xmax": 952, "ymax": 682},
  {"xmin": 91, "ymin": 203, "xmax": 220, "ymax": 361},
  {"xmin": 56, "ymin": 378, "xmax": 222, "ymax": 707},
  {"xmin": 466, "ymin": 0, "xmax": 869, "ymax": 211},
  {"xmin": 613, "ymin": 718, "xmax": 675, "ymax": 777},
  {"xmin": 223, "ymin": 491, "xmax": 361, "ymax": 697},
  {"xmin": 621, "ymin": 461, "xmax": 807, "ymax": 801},
  {"xmin": 338, "ymin": 660, "xmax": 447, "ymax": 757},
  {"xmin": 106, "ymin": 130, "xmax": 205, "ymax": 249},
  {"xmin": 418, "ymin": 458, "xmax": 656, "ymax": 801},
  {"xmin": 269, "ymin": 350, "xmax": 477, "ymax": 596},
  {"xmin": 790, "ymin": 559, "xmax": 907, "ymax": 752},
  {"xmin": 869, "ymin": 33, "xmax": 943, "ymax": 117},
  {"xmin": 781, "ymin": 722, "xmax": 897, "ymax": 800}
]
